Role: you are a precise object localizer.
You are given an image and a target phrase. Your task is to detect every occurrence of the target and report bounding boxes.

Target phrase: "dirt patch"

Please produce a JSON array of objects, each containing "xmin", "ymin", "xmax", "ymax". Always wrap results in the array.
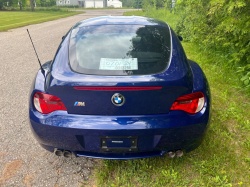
[
  {"xmin": 0, "ymin": 152, "xmax": 7, "ymax": 157},
  {"xmin": 0, "ymin": 159, "xmax": 23, "ymax": 185},
  {"xmin": 227, "ymin": 119, "xmax": 238, "ymax": 134},
  {"xmin": 23, "ymin": 174, "xmax": 34, "ymax": 186},
  {"xmin": 80, "ymin": 166, "xmax": 98, "ymax": 187}
]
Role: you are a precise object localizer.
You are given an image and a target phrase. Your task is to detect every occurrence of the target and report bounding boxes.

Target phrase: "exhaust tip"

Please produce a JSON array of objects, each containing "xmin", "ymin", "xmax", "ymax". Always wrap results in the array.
[
  {"xmin": 176, "ymin": 150, "xmax": 184, "ymax": 157},
  {"xmin": 63, "ymin": 150, "xmax": 72, "ymax": 158},
  {"xmin": 167, "ymin": 151, "xmax": 176, "ymax": 159},
  {"xmin": 55, "ymin": 149, "xmax": 63, "ymax": 156}
]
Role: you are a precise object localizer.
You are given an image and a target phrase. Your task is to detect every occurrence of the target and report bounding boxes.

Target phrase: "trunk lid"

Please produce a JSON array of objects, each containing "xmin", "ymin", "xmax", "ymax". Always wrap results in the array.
[
  {"xmin": 46, "ymin": 65, "xmax": 193, "ymax": 115},
  {"xmin": 47, "ymin": 84, "xmax": 190, "ymax": 115}
]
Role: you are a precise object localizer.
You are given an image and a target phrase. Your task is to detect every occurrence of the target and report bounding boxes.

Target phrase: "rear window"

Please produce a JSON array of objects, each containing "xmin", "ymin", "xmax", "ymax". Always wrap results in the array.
[{"xmin": 69, "ymin": 25, "xmax": 171, "ymax": 76}]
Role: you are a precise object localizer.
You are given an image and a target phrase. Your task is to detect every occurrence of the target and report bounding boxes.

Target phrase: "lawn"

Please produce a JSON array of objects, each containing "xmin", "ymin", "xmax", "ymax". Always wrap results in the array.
[
  {"xmin": 0, "ymin": 11, "xmax": 83, "ymax": 31},
  {"xmin": 68, "ymin": 7, "xmax": 135, "ymax": 10},
  {"xmin": 92, "ymin": 10, "xmax": 250, "ymax": 186}
]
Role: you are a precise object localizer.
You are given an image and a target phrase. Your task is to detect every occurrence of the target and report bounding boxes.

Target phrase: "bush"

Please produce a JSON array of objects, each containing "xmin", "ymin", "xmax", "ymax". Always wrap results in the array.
[
  {"xmin": 133, "ymin": 0, "xmax": 142, "ymax": 8},
  {"xmin": 55, "ymin": 5, "xmax": 79, "ymax": 8},
  {"xmin": 174, "ymin": 0, "xmax": 250, "ymax": 88},
  {"xmin": 23, "ymin": 6, "xmax": 69, "ymax": 11}
]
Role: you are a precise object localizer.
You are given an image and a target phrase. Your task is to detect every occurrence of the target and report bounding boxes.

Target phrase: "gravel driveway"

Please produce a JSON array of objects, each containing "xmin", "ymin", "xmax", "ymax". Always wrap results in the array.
[{"xmin": 0, "ymin": 9, "xmax": 136, "ymax": 187}]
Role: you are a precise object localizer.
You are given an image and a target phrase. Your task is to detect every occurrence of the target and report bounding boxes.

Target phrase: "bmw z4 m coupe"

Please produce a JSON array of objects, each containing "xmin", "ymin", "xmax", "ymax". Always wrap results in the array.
[{"xmin": 28, "ymin": 16, "xmax": 211, "ymax": 159}]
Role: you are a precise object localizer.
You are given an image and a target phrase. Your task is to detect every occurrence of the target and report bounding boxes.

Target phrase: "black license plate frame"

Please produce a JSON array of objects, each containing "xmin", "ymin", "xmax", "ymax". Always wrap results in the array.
[{"xmin": 100, "ymin": 136, "xmax": 138, "ymax": 152}]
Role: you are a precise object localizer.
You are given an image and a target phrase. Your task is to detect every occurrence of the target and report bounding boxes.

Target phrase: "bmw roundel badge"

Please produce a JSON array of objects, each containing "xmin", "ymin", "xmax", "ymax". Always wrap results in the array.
[{"xmin": 111, "ymin": 93, "xmax": 125, "ymax": 106}]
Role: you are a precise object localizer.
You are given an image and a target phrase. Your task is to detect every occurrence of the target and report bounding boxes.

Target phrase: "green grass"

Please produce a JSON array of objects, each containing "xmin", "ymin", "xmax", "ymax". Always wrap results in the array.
[
  {"xmin": 0, "ymin": 11, "xmax": 83, "ymax": 31},
  {"xmin": 123, "ymin": 9, "xmax": 177, "ymax": 27},
  {"xmin": 123, "ymin": 10, "xmax": 145, "ymax": 16},
  {"xmin": 92, "ymin": 10, "xmax": 250, "ymax": 187},
  {"xmin": 68, "ymin": 7, "xmax": 135, "ymax": 10}
]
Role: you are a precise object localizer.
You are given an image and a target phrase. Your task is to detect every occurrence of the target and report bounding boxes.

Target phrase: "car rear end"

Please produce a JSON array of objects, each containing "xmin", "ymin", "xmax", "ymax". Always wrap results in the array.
[{"xmin": 29, "ymin": 16, "xmax": 211, "ymax": 159}]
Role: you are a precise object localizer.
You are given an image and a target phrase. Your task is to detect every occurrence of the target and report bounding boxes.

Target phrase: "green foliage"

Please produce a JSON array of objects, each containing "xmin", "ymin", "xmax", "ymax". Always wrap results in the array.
[
  {"xmin": 174, "ymin": 0, "xmax": 250, "ymax": 89},
  {"xmin": 142, "ymin": 0, "xmax": 166, "ymax": 10},
  {"xmin": 55, "ymin": 5, "xmax": 79, "ymax": 8},
  {"xmin": 23, "ymin": 6, "xmax": 69, "ymax": 11},
  {"xmin": 120, "ymin": 0, "xmax": 133, "ymax": 7},
  {"xmin": 133, "ymin": 0, "xmax": 142, "ymax": 8},
  {"xmin": 39, "ymin": 0, "xmax": 56, "ymax": 6},
  {"xmin": 0, "ymin": 0, "xmax": 6, "ymax": 9},
  {"xmin": 123, "ymin": 10, "xmax": 145, "ymax": 16},
  {"xmin": 0, "ymin": 0, "xmax": 27, "ymax": 10},
  {"xmin": 237, "ymin": 64, "xmax": 250, "ymax": 87}
]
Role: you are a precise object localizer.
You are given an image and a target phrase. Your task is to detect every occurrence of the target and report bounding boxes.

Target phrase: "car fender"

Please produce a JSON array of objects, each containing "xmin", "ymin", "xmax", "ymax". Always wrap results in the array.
[
  {"xmin": 189, "ymin": 59, "xmax": 212, "ymax": 124},
  {"xmin": 28, "ymin": 61, "xmax": 52, "ymax": 108},
  {"xmin": 188, "ymin": 60, "xmax": 210, "ymax": 95}
]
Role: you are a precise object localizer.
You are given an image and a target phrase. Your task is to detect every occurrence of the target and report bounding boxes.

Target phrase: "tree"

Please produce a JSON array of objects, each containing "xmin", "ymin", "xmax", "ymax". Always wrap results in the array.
[
  {"xmin": 40, "ymin": 0, "xmax": 46, "ymax": 6},
  {"xmin": 18, "ymin": 0, "xmax": 26, "ymax": 10},
  {"xmin": 142, "ymin": 0, "xmax": 165, "ymax": 9},
  {"xmin": 174, "ymin": 0, "xmax": 250, "ymax": 87},
  {"xmin": 0, "ymin": 0, "xmax": 7, "ymax": 10},
  {"xmin": 30, "ymin": 0, "xmax": 34, "ymax": 11},
  {"xmin": 133, "ymin": 0, "xmax": 142, "ymax": 8}
]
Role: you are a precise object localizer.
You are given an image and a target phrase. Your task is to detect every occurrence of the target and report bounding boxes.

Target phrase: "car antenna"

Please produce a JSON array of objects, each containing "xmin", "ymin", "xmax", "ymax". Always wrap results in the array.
[{"xmin": 26, "ymin": 29, "xmax": 45, "ymax": 76}]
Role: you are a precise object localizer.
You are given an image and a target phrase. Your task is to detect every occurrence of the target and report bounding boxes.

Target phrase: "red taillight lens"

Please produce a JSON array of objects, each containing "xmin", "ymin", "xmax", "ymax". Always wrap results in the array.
[
  {"xmin": 33, "ymin": 92, "xmax": 67, "ymax": 114},
  {"xmin": 170, "ymin": 92, "xmax": 205, "ymax": 114}
]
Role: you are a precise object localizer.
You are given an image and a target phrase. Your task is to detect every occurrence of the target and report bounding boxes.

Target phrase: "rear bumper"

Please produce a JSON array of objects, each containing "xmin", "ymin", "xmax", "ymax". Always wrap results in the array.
[{"xmin": 29, "ymin": 105, "xmax": 210, "ymax": 159}]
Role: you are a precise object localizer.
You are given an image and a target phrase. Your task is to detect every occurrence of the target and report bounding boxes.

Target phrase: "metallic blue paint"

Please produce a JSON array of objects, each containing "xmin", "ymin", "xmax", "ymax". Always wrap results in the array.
[
  {"xmin": 75, "ymin": 16, "xmax": 169, "ymax": 28},
  {"xmin": 28, "ymin": 16, "xmax": 211, "ymax": 159},
  {"xmin": 45, "ymin": 20, "xmax": 193, "ymax": 115}
]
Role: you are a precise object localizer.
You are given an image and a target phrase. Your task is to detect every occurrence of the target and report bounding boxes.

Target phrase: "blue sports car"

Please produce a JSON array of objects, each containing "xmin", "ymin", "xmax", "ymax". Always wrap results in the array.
[{"xmin": 29, "ymin": 16, "xmax": 211, "ymax": 159}]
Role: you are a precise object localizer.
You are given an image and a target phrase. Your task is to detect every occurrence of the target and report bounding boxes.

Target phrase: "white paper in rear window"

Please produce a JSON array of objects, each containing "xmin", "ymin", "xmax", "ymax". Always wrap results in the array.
[{"xmin": 99, "ymin": 58, "xmax": 138, "ymax": 70}]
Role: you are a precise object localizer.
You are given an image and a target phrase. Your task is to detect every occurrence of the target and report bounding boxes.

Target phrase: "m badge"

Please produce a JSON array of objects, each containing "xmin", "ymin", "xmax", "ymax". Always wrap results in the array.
[{"xmin": 74, "ymin": 102, "xmax": 85, "ymax": 106}]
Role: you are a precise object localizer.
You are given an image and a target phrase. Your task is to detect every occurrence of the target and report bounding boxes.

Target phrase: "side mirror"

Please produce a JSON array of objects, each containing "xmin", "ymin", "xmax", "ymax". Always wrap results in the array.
[
  {"xmin": 62, "ymin": 35, "xmax": 65, "ymax": 40},
  {"xmin": 178, "ymin": 35, "xmax": 183, "ymax": 41}
]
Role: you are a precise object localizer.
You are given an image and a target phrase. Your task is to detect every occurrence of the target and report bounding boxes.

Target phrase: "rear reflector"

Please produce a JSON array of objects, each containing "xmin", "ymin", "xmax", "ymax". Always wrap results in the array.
[
  {"xmin": 33, "ymin": 92, "xmax": 67, "ymax": 114},
  {"xmin": 73, "ymin": 87, "xmax": 162, "ymax": 91},
  {"xmin": 170, "ymin": 92, "xmax": 205, "ymax": 114}
]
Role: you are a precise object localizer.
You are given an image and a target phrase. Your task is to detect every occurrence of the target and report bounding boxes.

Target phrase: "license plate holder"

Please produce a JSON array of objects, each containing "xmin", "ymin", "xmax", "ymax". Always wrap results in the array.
[{"xmin": 100, "ymin": 136, "xmax": 138, "ymax": 152}]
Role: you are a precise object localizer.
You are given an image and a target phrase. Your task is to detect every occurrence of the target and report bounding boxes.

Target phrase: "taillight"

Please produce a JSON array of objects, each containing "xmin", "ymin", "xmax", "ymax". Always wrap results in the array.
[
  {"xmin": 33, "ymin": 92, "xmax": 67, "ymax": 114},
  {"xmin": 170, "ymin": 92, "xmax": 205, "ymax": 114}
]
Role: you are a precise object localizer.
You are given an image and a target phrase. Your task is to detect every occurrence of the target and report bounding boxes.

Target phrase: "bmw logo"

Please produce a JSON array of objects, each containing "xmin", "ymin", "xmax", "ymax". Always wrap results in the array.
[{"xmin": 111, "ymin": 93, "xmax": 125, "ymax": 106}]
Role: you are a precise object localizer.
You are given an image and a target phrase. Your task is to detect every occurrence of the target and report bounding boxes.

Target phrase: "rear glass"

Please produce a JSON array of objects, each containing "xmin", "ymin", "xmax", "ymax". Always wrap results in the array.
[{"xmin": 69, "ymin": 25, "xmax": 171, "ymax": 76}]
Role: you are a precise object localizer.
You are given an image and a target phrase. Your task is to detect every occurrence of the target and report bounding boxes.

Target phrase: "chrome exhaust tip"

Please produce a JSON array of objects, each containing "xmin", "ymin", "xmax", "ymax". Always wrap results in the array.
[
  {"xmin": 167, "ymin": 151, "xmax": 176, "ymax": 159},
  {"xmin": 176, "ymin": 150, "xmax": 184, "ymax": 157},
  {"xmin": 63, "ymin": 150, "xmax": 72, "ymax": 158},
  {"xmin": 55, "ymin": 149, "xmax": 63, "ymax": 156}
]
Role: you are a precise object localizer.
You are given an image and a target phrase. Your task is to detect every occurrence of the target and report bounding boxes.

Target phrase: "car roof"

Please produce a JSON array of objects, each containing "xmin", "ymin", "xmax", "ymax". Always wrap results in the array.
[{"xmin": 74, "ymin": 16, "xmax": 169, "ymax": 28}]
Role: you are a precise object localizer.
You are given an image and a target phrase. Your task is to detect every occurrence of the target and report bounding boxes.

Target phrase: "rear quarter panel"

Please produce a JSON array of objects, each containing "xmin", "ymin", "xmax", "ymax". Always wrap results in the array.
[{"xmin": 188, "ymin": 59, "xmax": 211, "ymax": 126}]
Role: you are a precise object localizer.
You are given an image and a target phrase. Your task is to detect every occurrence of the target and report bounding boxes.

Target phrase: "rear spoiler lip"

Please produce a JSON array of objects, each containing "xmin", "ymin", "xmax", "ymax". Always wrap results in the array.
[{"xmin": 73, "ymin": 86, "xmax": 162, "ymax": 91}]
